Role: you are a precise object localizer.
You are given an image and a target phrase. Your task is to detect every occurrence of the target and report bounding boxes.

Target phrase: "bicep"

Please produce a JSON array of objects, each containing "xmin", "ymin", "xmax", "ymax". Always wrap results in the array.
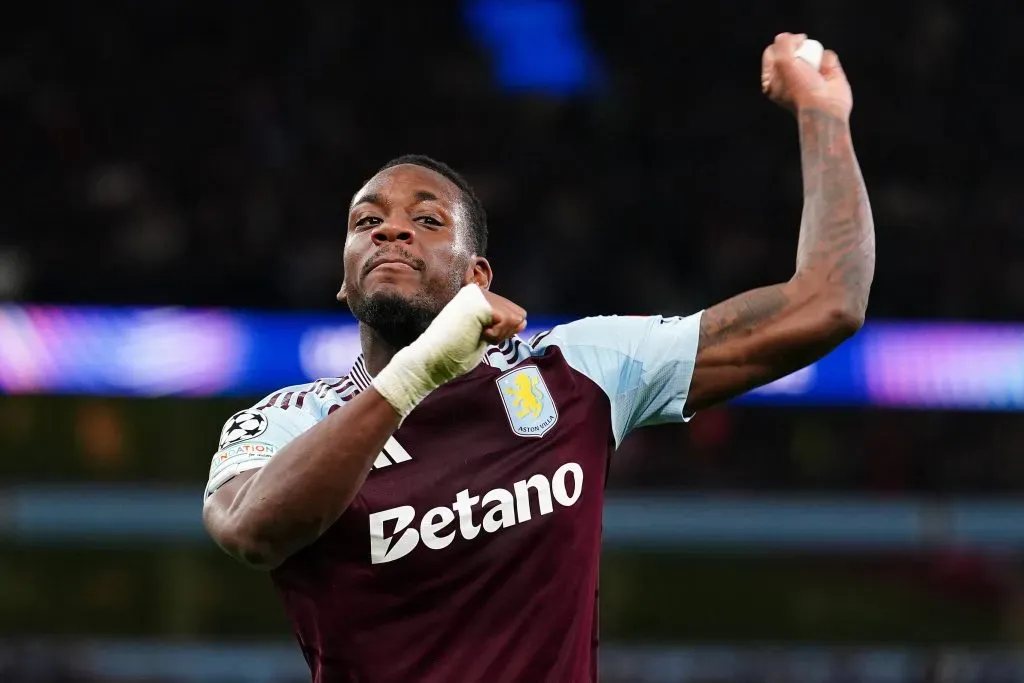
[{"xmin": 686, "ymin": 280, "xmax": 849, "ymax": 413}]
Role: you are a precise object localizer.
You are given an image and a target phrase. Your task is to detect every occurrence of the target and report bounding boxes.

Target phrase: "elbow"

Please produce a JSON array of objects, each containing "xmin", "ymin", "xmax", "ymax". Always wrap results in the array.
[
  {"xmin": 209, "ymin": 512, "xmax": 288, "ymax": 571},
  {"xmin": 819, "ymin": 300, "xmax": 865, "ymax": 343},
  {"xmin": 231, "ymin": 536, "xmax": 287, "ymax": 572}
]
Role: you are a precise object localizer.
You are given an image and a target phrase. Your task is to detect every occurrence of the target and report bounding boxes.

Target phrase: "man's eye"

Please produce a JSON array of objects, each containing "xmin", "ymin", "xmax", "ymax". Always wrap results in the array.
[
  {"xmin": 416, "ymin": 216, "xmax": 441, "ymax": 226},
  {"xmin": 354, "ymin": 216, "xmax": 382, "ymax": 228}
]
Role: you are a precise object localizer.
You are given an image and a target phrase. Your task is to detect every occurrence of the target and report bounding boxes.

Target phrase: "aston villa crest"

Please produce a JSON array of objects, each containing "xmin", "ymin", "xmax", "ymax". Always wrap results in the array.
[{"xmin": 496, "ymin": 366, "xmax": 558, "ymax": 438}]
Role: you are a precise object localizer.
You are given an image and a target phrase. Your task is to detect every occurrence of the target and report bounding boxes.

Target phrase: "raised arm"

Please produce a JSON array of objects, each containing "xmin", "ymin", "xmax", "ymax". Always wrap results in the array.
[{"xmin": 686, "ymin": 34, "xmax": 875, "ymax": 413}]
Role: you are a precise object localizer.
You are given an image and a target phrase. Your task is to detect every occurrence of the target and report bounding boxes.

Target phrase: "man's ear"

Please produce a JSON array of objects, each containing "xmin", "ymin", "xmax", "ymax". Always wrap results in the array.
[{"xmin": 465, "ymin": 256, "xmax": 493, "ymax": 290}]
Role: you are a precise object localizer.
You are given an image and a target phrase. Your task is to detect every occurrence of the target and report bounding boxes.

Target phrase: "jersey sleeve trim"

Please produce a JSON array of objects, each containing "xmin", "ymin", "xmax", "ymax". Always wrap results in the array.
[
  {"xmin": 205, "ymin": 444, "xmax": 277, "ymax": 498},
  {"xmin": 204, "ymin": 385, "xmax": 316, "ymax": 498}
]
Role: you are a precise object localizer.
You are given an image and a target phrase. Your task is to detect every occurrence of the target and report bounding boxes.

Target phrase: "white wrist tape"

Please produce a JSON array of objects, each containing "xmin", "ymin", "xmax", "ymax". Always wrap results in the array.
[{"xmin": 372, "ymin": 284, "xmax": 493, "ymax": 419}]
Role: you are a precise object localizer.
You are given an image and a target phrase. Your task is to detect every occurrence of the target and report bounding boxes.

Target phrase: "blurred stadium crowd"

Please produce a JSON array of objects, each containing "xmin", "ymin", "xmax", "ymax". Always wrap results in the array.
[{"xmin": 1, "ymin": 1, "xmax": 1020, "ymax": 321}]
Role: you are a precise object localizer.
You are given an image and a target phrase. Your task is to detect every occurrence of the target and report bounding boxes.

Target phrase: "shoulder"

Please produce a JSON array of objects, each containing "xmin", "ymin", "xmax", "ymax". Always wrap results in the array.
[
  {"xmin": 530, "ymin": 315, "xmax": 650, "ymax": 351},
  {"xmin": 521, "ymin": 312, "xmax": 703, "ymax": 399},
  {"xmin": 217, "ymin": 377, "xmax": 359, "ymax": 450},
  {"xmin": 524, "ymin": 314, "xmax": 703, "ymax": 444},
  {"xmin": 479, "ymin": 320, "xmax": 673, "ymax": 372},
  {"xmin": 531, "ymin": 313, "xmax": 703, "ymax": 354},
  {"xmin": 529, "ymin": 316, "xmax": 681, "ymax": 366},
  {"xmin": 252, "ymin": 377, "xmax": 360, "ymax": 412},
  {"xmin": 517, "ymin": 318, "xmax": 646, "ymax": 394}
]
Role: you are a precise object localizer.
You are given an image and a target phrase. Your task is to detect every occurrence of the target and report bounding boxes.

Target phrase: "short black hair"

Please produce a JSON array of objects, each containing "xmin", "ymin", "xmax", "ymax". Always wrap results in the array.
[{"xmin": 376, "ymin": 154, "xmax": 488, "ymax": 256}]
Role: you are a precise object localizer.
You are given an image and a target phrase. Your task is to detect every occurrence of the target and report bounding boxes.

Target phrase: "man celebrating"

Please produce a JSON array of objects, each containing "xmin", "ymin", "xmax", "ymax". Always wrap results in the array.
[{"xmin": 203, "ymin": 33, "xmax": 874, "ymax": 683}]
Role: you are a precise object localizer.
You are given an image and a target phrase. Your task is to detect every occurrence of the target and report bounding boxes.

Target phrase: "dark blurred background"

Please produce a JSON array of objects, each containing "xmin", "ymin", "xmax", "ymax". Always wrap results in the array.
[{"xmin": 1, "ymin": 1, "xmax": 1023, "ymax": 682}]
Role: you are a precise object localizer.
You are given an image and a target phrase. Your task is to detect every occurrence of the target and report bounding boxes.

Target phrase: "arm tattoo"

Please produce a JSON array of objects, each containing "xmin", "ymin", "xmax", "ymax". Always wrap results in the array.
[
  {"xmin": 697, "ymin": 284, "xmax": 790, "ymax": 352},
  {"xmin": 688, "ymin": 110, "xmax": 875, "ymax": 410},
  {"xmin": 699, "ymin": 110, "xmax": 874, "ymax": 355},
  {"xmin": 794, "ymin": 109, "xmax": 875, "ymax": 313}
]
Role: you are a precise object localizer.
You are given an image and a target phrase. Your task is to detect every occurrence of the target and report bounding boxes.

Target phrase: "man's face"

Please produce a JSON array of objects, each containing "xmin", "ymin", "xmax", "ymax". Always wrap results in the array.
[{"xmin": 342, "ymin": 164, "xmax": 489, "ymax": 347}]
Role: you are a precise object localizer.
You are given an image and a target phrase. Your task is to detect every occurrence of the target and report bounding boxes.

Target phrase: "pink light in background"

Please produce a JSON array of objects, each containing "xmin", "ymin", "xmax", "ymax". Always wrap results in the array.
[
  {"xmin": 863, "ymin": 324, "xmax": 1024, "ymax": 409},
  {"xmin": 0, "ymin": 305, "xmax": 246, "ymax": 396}
]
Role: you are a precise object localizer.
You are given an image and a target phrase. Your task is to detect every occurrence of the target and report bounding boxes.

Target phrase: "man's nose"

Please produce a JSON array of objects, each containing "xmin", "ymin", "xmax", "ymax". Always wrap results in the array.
[{"xmin": 370, "ymin": 219, "xmax": 414, "ymax": 245}]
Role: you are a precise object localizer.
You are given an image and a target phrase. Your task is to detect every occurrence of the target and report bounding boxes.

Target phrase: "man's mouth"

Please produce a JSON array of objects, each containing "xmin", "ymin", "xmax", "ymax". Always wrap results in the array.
[{"xmin": 364, "ymin": 255, "xmax": 424, "ymax": 277}]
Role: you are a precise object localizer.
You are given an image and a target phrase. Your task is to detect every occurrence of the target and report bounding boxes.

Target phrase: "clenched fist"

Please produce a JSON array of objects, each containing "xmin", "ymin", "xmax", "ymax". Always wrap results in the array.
[
  {"xmin": 761, "ymin": 33, "xmax": 852, "ymax": 121},
  {"xmin": 479, "ymin": 289, "xmax": 527, "ymax": 344}
]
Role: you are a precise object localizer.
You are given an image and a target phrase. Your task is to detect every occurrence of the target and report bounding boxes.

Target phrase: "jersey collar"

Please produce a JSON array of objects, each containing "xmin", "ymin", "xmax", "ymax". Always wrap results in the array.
[{"xmin": 348, "ymin": 355, "xmax": 374, "ymax": 391}]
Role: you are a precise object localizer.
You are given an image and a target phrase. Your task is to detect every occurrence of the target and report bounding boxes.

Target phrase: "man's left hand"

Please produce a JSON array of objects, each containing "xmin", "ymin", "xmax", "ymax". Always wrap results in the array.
[{"xmin": 761, "ymin": 32, "xmax": 853, "ymax": 121}]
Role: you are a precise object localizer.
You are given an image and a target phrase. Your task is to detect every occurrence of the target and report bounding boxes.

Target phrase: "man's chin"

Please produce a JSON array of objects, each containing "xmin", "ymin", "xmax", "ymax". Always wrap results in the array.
[
  {"xmin": 348, "ymin": 290, "xmax": 440, "ymax": 349},
  {"xmin": 362, "ymin": 280, "xmax": 419, "ymax": 301}
]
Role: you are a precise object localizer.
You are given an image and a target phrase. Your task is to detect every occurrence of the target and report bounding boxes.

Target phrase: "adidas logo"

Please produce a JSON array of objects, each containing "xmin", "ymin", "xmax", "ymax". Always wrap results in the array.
[{"xmin": 372, "ymin": 437, "xmax": 412, "ymax": 470}]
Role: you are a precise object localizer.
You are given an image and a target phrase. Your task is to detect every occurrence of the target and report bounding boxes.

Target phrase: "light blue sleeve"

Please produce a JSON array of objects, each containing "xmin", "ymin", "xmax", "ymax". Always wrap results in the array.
[
  {"xmin": 205, "ymin": 397, "xmax": 314, "ymax": 498},
  {"xmin": 533, "ymin": 312, "xmax": 703, "ymax": 447}
]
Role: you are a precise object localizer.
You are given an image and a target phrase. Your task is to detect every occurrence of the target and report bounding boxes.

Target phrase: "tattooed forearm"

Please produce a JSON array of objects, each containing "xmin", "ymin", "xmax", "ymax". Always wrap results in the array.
[
  {"xmin": 697, "ymin": 284, "xmax": 790, "ymax": 352},
  {"xmin": 684, "ymin": 107, "xmax": 876, "ymax": 411},
  {"xmin": 685, "ymin": 110, "xmax": 875, "ymax": 411},
  {"xmin": 794, "ymin": 109, "xmax": 875, "ymax": 315}
]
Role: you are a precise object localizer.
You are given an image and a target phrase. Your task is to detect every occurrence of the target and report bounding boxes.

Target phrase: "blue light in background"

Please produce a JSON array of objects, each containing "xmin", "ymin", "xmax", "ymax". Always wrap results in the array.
[
  {"xmin": 3, "ymin": 303, "xmax": 1024, "ymax": 411},
  {"xmin": 464, "ymin": 0, "xmax": 600, "ymax": 95}
]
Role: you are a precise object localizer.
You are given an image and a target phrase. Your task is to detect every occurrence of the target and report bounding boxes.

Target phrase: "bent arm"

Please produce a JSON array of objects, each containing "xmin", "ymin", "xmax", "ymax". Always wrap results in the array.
[
  {"xmin": 203, "ymin": 389, "xmax": 400, "ymax": 570},
  {"xmin": 686, "ymin": 109, "xmax": 875, "ymax": 412}
]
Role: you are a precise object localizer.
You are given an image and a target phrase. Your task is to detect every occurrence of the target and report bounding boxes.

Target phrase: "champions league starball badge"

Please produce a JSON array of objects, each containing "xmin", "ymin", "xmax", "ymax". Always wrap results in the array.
[{"xmin": 219, "ymin": 409, "xmax": 269, "ymax": 448}]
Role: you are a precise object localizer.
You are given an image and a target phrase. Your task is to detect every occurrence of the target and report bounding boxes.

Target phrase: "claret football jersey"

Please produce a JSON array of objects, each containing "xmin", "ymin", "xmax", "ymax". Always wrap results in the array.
[{"xmin": 206, "ymin": 313, "xmax": 702, "ymax": 683}]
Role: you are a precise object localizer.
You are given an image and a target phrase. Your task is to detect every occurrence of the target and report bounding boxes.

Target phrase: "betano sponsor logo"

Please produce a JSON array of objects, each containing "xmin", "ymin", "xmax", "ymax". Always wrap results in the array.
[{"xmin": 369, "ymin": 462, "xmax": 584, "ymax": 564}]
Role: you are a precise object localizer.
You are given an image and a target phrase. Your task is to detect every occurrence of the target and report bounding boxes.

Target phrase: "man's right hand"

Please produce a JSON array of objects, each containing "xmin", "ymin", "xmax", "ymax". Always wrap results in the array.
[
  {"xmin": 480, "ymin": 289, "xmax": 527, "ymax": 344},
  {"xmin": 373, "ymin": 284, "xmax": 527, "ymax": 418}
]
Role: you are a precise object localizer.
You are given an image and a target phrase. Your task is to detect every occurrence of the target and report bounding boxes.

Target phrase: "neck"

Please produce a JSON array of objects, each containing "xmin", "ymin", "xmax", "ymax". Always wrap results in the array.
[{"xmin": 358, "ymin": 323, "xmax": 405, "ymax": 377}]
